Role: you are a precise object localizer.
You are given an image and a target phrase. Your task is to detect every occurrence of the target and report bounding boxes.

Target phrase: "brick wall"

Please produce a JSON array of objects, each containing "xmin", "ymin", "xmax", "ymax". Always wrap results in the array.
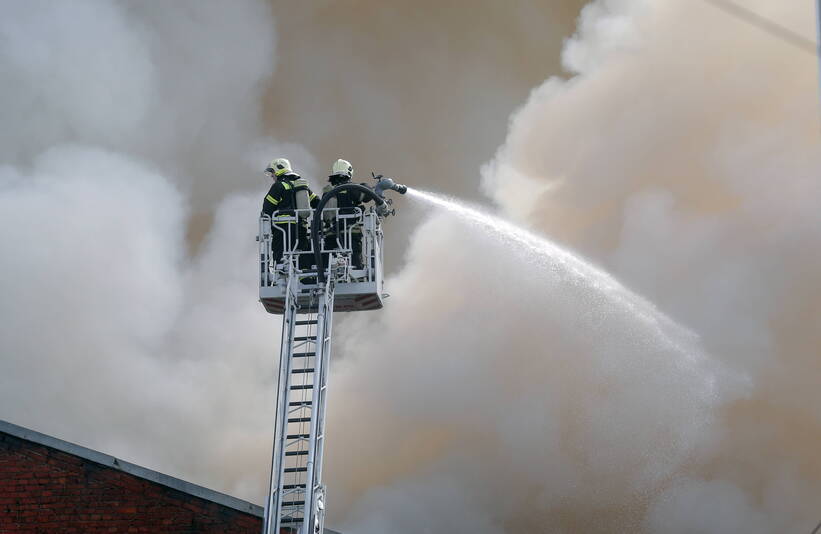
[{"xmin": 0, "ymin": 432, "xmax": 263, "ymax": 533}]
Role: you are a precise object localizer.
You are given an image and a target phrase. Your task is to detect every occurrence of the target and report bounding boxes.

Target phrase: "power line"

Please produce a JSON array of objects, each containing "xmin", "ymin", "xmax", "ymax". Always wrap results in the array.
[
  {"xmin": 700, "ymin": 0, "xmax": 818, "ymax": 56},
  {"xmin": 701, "ymin": 0, "xmax": 821, "ymax": 124}
]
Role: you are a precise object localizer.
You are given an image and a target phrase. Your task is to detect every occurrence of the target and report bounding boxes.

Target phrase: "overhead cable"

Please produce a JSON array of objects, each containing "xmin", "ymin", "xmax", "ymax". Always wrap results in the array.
[{"xmin": 701, "ymin": 0, "xmax": 818, "ymax": 56}]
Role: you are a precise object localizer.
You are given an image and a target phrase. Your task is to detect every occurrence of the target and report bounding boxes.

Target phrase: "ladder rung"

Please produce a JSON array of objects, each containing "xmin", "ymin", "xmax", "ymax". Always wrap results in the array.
[
  {"xmin": 287, "ymin": 433, "xmax": 310, "ymax": 439},
  {"xmin": 284, "ymin": 467, "xmax": 308, "ymax": 473},
  {"xmin": 285, "ymin": 450, "xmax": 309, "ymax": 457},
  {"xmin": 295, "ymin": 320, "xmax": 316, "ymax": 326},
  {"xmin": 282, "ymin": 484, "xmax": 306, "ymax": 490},
  {"xmin": 288, "ymin": 417, "xmax": 312, "ymax": 423},
  {"xmin": 282, "ymin": 500, "xmax": 305, "ymax": 507},
  {"xmin": 292, "ymin": 368, "xmax": 314, "ymax": 374},
  {"xmin": 292, "ymin": 352, "xmax": 315, "ymax": 358},
  {"xmin": 280, "ymin": 517, "xmax": 303, "ymax": 524},
  {"xmin": 289, "ymin": 401, "xmax": 312, "ymax": 407},
  {"xmin": 293, "ymin": 336, "xmax": 316, "ymax": 342},
  {"xmin": 290, "ymin": 384, "xmax": 313, "ymax": 390}
]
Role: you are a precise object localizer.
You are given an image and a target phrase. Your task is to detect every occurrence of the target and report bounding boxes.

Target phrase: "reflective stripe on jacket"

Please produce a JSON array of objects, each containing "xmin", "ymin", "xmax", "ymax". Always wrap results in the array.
[{"xmin": 262, "ymin": 176, "xmax": 296, "ymax": 217}]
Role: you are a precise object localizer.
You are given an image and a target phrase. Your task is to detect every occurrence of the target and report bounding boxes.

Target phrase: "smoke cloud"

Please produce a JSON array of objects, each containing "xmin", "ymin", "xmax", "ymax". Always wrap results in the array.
[
  {"xmin": 264, "ymin": 0, "xmax": 590, "ymax": 271},
  {"xmin": 2, "ymin": 0, "xmax": 819, "ymax": 533},
  {"xmin": 328, "ymin": 1, "xmax": 821, "ymax": 532},
  {"xmin": 0, "ymin": 0, "xmax": 287, "ymax": 497}
]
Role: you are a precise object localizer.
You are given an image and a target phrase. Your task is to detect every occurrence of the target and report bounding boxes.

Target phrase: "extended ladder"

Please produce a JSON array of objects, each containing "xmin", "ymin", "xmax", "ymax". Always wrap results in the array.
[
  {"xmin": 260, "ymin": 177, "xmax": 406, "ymax": 533},
  {"xmin": 263, "ymin": 262, "xmax": 335, "ymax": 534}
]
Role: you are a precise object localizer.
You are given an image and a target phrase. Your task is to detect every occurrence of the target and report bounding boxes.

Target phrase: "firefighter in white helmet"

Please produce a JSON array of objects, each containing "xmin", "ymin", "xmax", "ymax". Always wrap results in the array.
[
  {"xmin": 321, "ymin": 159, "xmax": 366, "ymax": 270},
  {"xmin": 261, "ymin": 158, "xmax": 318, "ymax": 268}
]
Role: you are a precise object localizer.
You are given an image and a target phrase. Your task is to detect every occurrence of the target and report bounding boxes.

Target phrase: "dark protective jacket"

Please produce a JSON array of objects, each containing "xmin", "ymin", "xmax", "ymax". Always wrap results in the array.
[
  {"xmin": 321, "ymin": 180, "xmax": 368, "ymax": 215},
  {"xmin": 262, "ymin": 173, "xmax": 318, "ymax": 222},
  {"xmin": 320, "ymin": 179, "xmax": 371, "ymax": 238}
]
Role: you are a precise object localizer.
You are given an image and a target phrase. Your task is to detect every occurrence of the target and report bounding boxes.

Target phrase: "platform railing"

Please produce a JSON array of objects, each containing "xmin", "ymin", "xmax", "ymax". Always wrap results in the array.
[{"xmin": 259, "ymin": 208, "xmax": 383, "ymax": 288}]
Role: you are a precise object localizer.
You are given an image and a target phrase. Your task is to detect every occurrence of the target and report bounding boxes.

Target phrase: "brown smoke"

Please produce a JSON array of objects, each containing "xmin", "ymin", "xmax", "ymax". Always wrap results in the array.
[
  {"xmin": 263, "ymin": 0, "xmax": 589, "ymax": 271},
  {"xmin": 326, "ymin": 1, "xmax": 821, "ymax": 532}
]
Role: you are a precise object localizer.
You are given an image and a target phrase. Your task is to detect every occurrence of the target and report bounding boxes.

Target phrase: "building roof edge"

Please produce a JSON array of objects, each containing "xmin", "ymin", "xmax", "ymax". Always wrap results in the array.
[{"xmin": 0, "ymin": 419, "xmax": 264, "ymax": 517}]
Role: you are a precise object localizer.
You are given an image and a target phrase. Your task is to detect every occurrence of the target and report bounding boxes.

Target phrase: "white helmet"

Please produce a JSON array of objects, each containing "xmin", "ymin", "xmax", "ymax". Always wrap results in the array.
[
  {"xmin": 331, "ymin": 159, "xmax": 353, "ymax": 179},
  {"xmin": 266, "ymin": 158, "xmax": 292, "ymax": 177}
]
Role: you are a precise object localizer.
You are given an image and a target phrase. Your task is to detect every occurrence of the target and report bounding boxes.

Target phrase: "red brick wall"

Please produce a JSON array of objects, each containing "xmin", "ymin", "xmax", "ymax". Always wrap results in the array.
[{"xmin": 0, "ymin": 432, "xmax": 263, "ymax": 533}]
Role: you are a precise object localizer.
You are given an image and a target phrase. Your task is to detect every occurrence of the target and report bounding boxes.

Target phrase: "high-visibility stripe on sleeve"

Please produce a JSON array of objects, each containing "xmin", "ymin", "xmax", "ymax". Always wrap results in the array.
[{"xmin": 266, "ymin": 194, "xmax": 279, "ymax": 205}]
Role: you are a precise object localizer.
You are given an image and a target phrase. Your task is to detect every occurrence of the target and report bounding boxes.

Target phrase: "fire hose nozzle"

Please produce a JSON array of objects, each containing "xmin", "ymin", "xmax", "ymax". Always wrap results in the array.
[{"xmin": 373, "ymin": 176, "xmax": 407, "ymax": 198}]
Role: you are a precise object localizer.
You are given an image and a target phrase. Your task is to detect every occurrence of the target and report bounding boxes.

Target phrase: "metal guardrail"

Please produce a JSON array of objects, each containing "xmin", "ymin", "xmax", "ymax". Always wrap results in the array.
[{"xmin": 259, "ymin": 207, "xmax": 383, "ymax": 287}]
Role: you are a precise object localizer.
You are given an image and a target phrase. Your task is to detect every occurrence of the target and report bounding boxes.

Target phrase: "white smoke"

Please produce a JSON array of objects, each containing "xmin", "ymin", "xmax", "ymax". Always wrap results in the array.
[{"xmin": 0, "ymin": 0, "xmax": 289, "ymax": 497}]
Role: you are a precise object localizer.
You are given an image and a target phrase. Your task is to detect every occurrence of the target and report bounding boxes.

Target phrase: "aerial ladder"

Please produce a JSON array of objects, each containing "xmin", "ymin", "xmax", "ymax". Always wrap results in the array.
[{"xmin": 258, "ymin": 177, "xmax": 407, "ymax": 534}]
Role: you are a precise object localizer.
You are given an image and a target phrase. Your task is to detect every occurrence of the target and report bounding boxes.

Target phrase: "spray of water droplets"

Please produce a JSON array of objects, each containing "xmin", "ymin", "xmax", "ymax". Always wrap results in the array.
[{"xmin": 405, "ymin": 187, "xmax": 708, "ymax": 365}]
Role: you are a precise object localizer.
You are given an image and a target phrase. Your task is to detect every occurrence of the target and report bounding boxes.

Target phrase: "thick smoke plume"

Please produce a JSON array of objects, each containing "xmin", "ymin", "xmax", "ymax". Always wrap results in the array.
[
  {"xmin": 330, "ymin": 1, "xmax": 821, "ymax": 532},
  {"xmin": 0, "ymin": 0, "xmax": 583, "ymax": 511},
  {"xmin": 0, "ymin": 0, "xmax": 289, "ymax": 497},
  {"xmin": 2, "ymin": 0, "xmax": 819, "ymax": 533}
]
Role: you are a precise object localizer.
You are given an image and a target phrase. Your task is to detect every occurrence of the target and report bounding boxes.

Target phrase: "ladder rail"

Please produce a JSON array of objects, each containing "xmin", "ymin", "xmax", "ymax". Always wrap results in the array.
[
  {"xmin": 283, "ymin": 300, "xmax": 317, "ymax": 530},
  {"xmin": 315, "ymin": 296, "xmax": 334, "ymax": 484},
  {"xmin": 300, "ymin": 275, "xmax": 334, "ymax": 534},
  {"xmin": 263, "ymin": 262, "xmax": 299, "ymax": 534}
]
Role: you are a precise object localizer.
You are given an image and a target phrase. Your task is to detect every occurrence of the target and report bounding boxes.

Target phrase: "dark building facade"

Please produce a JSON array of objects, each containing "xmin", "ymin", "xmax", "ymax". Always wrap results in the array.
[{"xmin": 0, "ymin": 420, "xmax": 339, "ymax": 534}]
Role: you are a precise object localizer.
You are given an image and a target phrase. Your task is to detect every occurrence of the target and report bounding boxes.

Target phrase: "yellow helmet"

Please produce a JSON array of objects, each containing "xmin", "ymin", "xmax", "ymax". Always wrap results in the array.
[
  {"xmin": 331, "ymin": 159, "xmax": 353, "ymax": 179},
  {"xmin": 266, "ymin": 158, "xmax": 292, "ymax": 177}
]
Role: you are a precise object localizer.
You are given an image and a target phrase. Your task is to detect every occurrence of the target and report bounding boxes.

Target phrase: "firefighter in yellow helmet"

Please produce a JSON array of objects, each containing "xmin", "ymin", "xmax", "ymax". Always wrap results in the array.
[
  {"xmin": 261, "ymin": 158, "xmax": 318, "ymax": 267},
  {"xmin": 321, "ymin": 159, "xmax": 366, "ymax": 270}
]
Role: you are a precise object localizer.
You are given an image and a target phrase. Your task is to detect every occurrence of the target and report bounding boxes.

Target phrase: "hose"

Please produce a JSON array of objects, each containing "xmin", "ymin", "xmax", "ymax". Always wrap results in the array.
[{"xmin": 311, "ymin": 184, "xmax": 387, "ymax": 283}]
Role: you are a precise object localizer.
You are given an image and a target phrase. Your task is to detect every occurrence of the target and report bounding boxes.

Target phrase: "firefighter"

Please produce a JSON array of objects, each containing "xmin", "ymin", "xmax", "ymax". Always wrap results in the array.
[
  {"xmin": 322, "ymin": 159, "xmax": 366, "ymax": 270},
  {"xmin": 261, "ymin": 158, "xmax": 317, "ymax": 268}
]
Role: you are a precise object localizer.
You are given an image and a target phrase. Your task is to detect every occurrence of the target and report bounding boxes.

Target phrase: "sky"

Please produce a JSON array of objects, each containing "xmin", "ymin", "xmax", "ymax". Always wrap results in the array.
[{"xmin": 1, "ymin": 1, "xmax": 820, "ymax": 533}]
